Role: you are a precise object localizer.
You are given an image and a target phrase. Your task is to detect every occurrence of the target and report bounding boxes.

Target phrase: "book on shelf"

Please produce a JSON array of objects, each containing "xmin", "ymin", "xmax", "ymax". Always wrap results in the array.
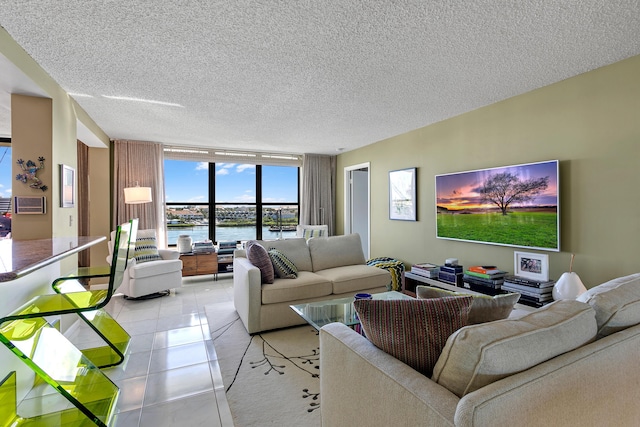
[
  {"xmin": 462, "ymin": 275, "xmax": 503, "ymax": 289},
  {"xmin": 413, "ymin": 262, "xmax": 438, "ymax": 271},
  {"xmin": 438, "ymin": 270, "xmax": 463, "ymax": 286},
  {"xmin": 440, "ymin": 264, "xmax": 464, "ymax": 274},
  {"xmin": 517, "ymin": 294, "xmax": 554, "ymax": 307},
  {"xmin": 465, "ymin": 282, "xmax": 502, "ymax": 296},
  {"xmin": 468, "ymin": 265, "xmax": 502, "ymax": 275},
  {"xmin": 501, "ymin": 281, "xmax": 553, "ymax": 295},
  {"xmin": 504, "ymin": 275, "xmax": 555, "ymax": 288},
  {"xmin": 502, "ymin": 284, "xmax": 553, "ymax": 300},
  {"xmin": 410, "ymin": 263, "xmax": 439, "ymax": 278},
  {"xmin": 464, "ymin": 269, "xmax": 507, "ymax": 280}
]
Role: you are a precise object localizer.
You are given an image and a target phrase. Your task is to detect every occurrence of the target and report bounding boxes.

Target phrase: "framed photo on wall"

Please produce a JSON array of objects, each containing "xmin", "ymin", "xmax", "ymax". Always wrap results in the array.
[
  {"xmin": 514, "ymin": 251, "xmax": 549, "ymax": 281},
  {"xmin": 389, "ymin": 167, "xmax": 417, "ymax": 221},
  {"xmin": 60, "ymin": 164, "xmax": 75, "ymax": 208}
]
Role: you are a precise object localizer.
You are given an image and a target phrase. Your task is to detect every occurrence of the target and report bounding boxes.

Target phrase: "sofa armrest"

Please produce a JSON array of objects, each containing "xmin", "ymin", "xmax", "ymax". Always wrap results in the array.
[
  {"xmin": 158, "ymin": 249, "xmax": 180, "ymax": 260},
  {"xmin": 320, "ymin": 323, "xmax": 458, "ymax": 427},
  {"xmin": 233, "ymin": 255, "xmax": 263, "ymax": 334}
]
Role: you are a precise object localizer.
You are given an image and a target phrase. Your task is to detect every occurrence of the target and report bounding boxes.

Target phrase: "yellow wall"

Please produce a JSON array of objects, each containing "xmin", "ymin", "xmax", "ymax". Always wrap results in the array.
[{"xmin": 337, "ymin": 55, "xmax": 640, "ymax": 288}]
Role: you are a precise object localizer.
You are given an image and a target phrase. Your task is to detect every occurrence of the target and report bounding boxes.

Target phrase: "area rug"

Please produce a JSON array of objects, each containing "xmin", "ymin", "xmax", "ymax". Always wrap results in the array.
[{"xmin": 204, "ymin": 301, "xmax": 321, "ymax": 427}]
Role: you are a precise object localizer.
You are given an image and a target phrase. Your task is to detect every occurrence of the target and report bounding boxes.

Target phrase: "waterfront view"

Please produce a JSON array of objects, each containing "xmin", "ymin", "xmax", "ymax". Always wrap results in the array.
[{"xmin": 167, "ymin": 225, "xmax": 296, "ymax": 245}]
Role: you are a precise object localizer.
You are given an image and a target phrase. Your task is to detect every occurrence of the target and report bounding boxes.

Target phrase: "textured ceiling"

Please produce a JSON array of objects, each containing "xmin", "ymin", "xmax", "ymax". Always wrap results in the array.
[{"xmin": 1, "ymin": 1, "xmax": 639, "ymax": 155}]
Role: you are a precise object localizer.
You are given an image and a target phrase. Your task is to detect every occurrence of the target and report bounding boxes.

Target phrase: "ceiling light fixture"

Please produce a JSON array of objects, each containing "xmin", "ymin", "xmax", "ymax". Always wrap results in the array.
[{"xmin": 102, "ymin": 95, "xmax": 184, "ymax": 108}]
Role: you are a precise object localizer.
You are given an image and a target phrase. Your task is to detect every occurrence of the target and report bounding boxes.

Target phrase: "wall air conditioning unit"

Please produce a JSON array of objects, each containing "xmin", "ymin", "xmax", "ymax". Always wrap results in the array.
[{"xmin": 14, "ymin": 196, "xmax": 46, "ymax": 214}]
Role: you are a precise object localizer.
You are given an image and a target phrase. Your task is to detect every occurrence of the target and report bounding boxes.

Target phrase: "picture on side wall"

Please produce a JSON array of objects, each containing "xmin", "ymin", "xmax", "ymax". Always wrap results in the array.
[
  {"xmin": 60, "ymin": 164, "xmax": 75, "ymax": 208},
  {"xmin": 435, "ymin": 160, "xmax": 559, "ymax": 251},
  {"xmin": 389, "ymin": 167, "xmax": 417, "ymax": 221}
]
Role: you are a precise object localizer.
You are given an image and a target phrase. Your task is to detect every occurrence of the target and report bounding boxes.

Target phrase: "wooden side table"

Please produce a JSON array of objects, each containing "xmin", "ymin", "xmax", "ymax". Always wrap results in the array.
[{"xmin": 179, "ymin": 252, "xmax": 218, "ymax": 279}]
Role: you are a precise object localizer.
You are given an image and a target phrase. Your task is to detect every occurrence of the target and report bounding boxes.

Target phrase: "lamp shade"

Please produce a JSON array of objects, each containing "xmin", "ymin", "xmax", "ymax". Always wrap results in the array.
[
  {"xmin": 124, "ymin": 185, "xmax": 152, "ymax": 204},
  {"xmin": 552, "ymin": 272, "xmax": 587, "ymax": 300}
]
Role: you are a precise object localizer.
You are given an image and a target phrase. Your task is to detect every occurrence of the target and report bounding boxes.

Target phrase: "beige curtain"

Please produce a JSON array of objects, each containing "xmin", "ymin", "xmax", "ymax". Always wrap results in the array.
[
  {"xmin": 113, "ymin": 140, "xmax": 166, "ymax": 247},
  {"xmin": 300, "ymin": 154, "xmax": 336, "ymax": 235}
]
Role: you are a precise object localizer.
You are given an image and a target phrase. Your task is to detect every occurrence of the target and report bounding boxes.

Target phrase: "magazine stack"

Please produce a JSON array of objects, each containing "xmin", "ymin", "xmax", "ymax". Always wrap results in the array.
[
  {"xmin": 410, "ymin": 263, "xmax": 439, "ymax": 279},
  {"xmin": 462, "ymin": 266, "xmax": 507, "ymax": 295},
  {"xmin": 502, "ymin": 275, "xmax": 556, "ymax": 307}
]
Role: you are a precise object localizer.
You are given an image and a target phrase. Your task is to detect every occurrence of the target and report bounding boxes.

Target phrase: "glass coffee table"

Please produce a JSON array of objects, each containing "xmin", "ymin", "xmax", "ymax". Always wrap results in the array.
[{"xmin": 290, "ymin": 291, "xmax": 414, "ymax": 330}]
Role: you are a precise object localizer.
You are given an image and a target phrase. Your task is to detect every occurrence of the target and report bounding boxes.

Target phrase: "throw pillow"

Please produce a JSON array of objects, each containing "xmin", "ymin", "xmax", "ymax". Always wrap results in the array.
[
  {"xmin": 134, "ymin": 229, "xmax": 162, "ymax": 263},
  {"xmin": 416, "ymin": 285, "xmax": 520, "ymax": 324},
  {"xmin": 268, "ymin": 248, "xmax": 298, "ymax": 279},
  {"xmin": 354, "ymin": 296, "xmax": 473, "ymax": 377},
  {"xmin": 432, "ymin": 300, "xmax": 597, "ymax": 397},
  {"xmin": 303, "ymin": 228, "xmax": 326, "ymax": 241},
  {"xmin": 246, "ymin": 240, "xmax": 274, "ymax": 284}
]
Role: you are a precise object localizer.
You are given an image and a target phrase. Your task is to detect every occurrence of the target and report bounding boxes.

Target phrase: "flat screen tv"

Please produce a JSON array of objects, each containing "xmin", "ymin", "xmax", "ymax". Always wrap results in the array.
[{"xmin": 436, "ymin": 160, "xmax": 559, "ymax": 251}]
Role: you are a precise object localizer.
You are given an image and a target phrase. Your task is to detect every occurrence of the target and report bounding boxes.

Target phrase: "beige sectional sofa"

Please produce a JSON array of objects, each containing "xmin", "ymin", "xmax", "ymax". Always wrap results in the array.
[
  {"xmin": 233, "ymin": 233, "xmax": 391, "ymax": 333},
  {"xmin": 320, "ymin": 273, "xmax": 640, "ymax": 426}
]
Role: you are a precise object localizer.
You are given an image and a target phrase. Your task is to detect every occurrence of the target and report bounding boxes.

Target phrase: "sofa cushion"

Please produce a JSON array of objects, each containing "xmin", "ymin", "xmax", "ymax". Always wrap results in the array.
[
  {"xmin": 134, "ymin": 229, "xmax": 162, "ymax": 263},
  {"xmin": 577, "ymin": 272, "xmax": 640, "ymax": 337},
  {"xmin": 315, "ymin": 265, "xmax": 391, "ymax": 294},
  {"xmin": 354, "ymin": 296, "xmax": 473, "ymax": 377},
  {"xmin": 308, "ymin": 234, "xmax": 366, "ymax": 272},
  {"xmin": 257, "ymin": 238, "xmax": 313, "ymax": 272},
  {"xmin": 417, "ymin": 285, "xmax": 520, "ymax": 324},
  {"xmin": 246, "ymin": 241, "xmax": 274, "ymax": 284},
  {"xmin": 303, "ymin": 228, "xmax": 326, "ymax": 240},
  {"xmin": 432, "ymin": 300, "xmax": 597, "ymax": 397},
  {"xmin": 261, "ymin": 271, "xmax": 333, "ymax": 304},
  {"xmin": 268, "ymin": 248, "xmax": 298, "ymax": 279},
  {"xmin": 129, "ymin": 258, "xmax": 183, "ymax": 279}
]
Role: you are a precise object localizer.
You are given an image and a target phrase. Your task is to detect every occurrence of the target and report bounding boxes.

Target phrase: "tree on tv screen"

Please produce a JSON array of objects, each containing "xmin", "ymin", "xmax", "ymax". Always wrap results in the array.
[{"xmin": 479, "ymin": 172, "xmax": 549, "ymax": 216}]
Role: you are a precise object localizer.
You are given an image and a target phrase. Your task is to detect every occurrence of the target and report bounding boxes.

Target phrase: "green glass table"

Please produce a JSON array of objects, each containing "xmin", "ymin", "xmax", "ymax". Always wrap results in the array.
[{"xmin": 290, "ymin": 291, "xmax": 414, "ymax": 330}]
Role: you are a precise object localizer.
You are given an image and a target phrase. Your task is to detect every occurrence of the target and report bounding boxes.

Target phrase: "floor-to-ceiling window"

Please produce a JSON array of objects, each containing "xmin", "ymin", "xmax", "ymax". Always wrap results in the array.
[
  {"xmin": 165, "ymin": 157, "xmax": 299, "ymax": 246},
  {"xmin": 0, "ymin": 143, "xmax": 11, "ymax": 238}
]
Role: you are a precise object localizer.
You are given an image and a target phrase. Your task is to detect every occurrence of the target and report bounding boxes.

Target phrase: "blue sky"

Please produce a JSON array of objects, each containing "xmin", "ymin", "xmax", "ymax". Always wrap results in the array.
[
  {"xmin": 0, "ymin": 147, "xmax": 11, "ymax": 198},
  {"xmin": 0, "ymin": 151, "xmax": 298, "ymax": 204},
  {"xmin": 164, "ymin": 160, "xmax": 298, "ymax": 204}
]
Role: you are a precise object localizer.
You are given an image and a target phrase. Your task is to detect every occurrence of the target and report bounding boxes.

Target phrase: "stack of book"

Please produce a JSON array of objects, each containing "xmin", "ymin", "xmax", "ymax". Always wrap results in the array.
[
  {"xmin": 438, "ymin": 264, "xmax": 464, "ymax": 286},
  {"xmin": 502, "ymin": 275, "xmax": 556, "ymax": 307},
  {"xmin": 463, "ymin": 266, "xmax": 507, "ymax": 295},
  {"xmin": 410, "ymin": 263, "xmax": 439, "ymax": 279}
]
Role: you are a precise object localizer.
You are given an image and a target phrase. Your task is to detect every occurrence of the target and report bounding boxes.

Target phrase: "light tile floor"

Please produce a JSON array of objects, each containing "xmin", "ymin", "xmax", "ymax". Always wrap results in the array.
[{"xmin": 71, "ymin": 274, "xmax": 235, "ymax": 427}]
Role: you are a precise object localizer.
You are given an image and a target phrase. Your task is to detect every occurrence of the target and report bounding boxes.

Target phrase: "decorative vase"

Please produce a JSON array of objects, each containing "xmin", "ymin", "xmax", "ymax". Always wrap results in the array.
[
  {"xmin": 177, "ymin": 235, "xmax": 193, "ymax": 254},
  {"xmin": 552, "ymin": 254, "xmax": 587, "ymax": 300}
]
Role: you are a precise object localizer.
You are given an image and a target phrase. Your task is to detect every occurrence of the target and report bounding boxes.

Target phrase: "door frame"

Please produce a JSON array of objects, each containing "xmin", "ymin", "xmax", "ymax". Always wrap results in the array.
[{"xmin": 343, "ymin": 162, "xmax": 370, "ymax": 258}]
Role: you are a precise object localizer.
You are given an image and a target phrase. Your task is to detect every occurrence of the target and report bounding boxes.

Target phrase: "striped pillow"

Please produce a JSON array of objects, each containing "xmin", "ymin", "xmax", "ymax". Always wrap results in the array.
[
  {"xmin": 134, "ymin": 229, "xmax": 162, "ymax": 263},
  {"xmin": 303, "ymin": 228, "xmax": 326, "ymax": 241},
  {"xmin": 246, "ymin": 240, "xmax": 275, "ymax": 284},
  {"xmin": 354, "ymin": 297, "xmax": 472, "ymax": 377},
  {"xmin": 268, "ymin": 248, "xmax": 298, "ymax": 279}
]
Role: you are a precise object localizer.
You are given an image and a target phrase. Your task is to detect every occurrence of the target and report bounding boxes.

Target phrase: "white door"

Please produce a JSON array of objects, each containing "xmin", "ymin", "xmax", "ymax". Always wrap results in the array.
[{"xmin": 344, "ymin": 163, "xmax": 370, "ymax": 258}]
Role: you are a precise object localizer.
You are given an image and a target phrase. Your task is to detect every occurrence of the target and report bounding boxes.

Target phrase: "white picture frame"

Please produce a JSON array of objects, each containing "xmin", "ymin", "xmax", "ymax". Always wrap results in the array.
[
  {"xmin": 514, "ymin": 251, "xmax": 549, "ymax": 281},
  {"xmin": 389, "ymin": 167, "xmax": 417, "ymax": 221},
  {"xmin": 60, "ymin": 164, "xmax": 75, "ymax": 208}
]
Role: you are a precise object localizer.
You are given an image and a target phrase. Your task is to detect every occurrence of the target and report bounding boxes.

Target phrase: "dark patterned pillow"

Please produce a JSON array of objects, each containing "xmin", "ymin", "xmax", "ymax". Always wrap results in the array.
[
  {"xmin": 246, "ymin": 240, "xmax": 274, "ymax": 284},
  {"xmin": 134, "ymin": 229, "xmax": 162, "ymax": 263},
  {"xmin": 268, "ymin": 248, "xmax": 298, "ymax": 279},
  {"xmin": 354, "ymin": 297, "xmax": 472, "ymax": 377}
]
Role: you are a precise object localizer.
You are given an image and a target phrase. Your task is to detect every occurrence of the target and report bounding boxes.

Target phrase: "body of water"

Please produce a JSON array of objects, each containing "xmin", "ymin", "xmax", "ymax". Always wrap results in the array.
[{"xmin": 167, "ymin": 225, "xmax": 296, "ymax": 245}]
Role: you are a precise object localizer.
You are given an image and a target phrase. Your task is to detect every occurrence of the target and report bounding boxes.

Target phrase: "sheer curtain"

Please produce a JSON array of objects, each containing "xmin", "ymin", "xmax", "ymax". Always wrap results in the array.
[
  {"xmin": 300, "ymin": 154, "xmax": 336, "ymax": 235},
  {"xmin": 112, "ymin": 140, "xmax": 166, "ymax": 247}
]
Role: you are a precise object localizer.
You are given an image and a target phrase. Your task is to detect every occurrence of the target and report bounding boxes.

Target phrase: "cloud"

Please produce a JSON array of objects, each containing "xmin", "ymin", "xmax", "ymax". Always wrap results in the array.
[
  {"xmin": 216, "ymin": 168, "xmax": 229, "ymax": 176},
  {"xmin": 236, "ymin": 164, "xmax": 255, "ymax": 173},
  {"xmin": 195, "ymin": 162, "xmax": 208, "ymax": 170},
  {"xmin": 188, "ymin": 195, "xmax": 207, "ymax": 202}
]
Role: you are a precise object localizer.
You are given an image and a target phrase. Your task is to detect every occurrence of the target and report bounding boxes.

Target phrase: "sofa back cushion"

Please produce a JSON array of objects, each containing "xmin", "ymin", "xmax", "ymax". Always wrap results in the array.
[
  {"xmin": 256, "ymin": 238, "xmax": 312, "ymax": 272},
  {"xmin": 432, "ymin": 300, "xmax": 597, "ymax": 397},
  {"xmin": 307, "ymin": 234, "xmax": 365, "ymax": 272},
  {"xmin": 417, "ymin": 285, "xmax": 520, "ymax": 324},
  {"xmin": 577, "ymin": 272, "xmax": 640, "ymax": 338}
]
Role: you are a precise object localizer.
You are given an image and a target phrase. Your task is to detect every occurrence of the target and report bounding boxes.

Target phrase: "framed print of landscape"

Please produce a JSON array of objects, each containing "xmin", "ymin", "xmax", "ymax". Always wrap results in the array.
[{"xmin": 435, "ymin": 160, "xmax": 560, "ymax": 251}]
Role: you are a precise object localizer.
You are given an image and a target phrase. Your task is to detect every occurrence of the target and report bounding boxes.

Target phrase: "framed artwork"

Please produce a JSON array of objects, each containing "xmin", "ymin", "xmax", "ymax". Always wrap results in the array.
[
  {"xmin": 435, "ymin": 160, "xmax": 559, "ymax": 251},
  {"xmin": 389, "ymin": 167, "xmax": 417, "ymax": 221},
  {"xmin": 60, "ymin": 164, "xmax": 75, "ymax": 208},
  {"xmin": 514, "ymin": 251, "xmax": 549, "ymax": 281}
]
